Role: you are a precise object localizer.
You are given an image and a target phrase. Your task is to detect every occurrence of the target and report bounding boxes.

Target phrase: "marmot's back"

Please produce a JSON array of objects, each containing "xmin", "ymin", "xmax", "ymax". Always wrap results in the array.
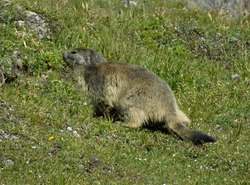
[{"xmin": 96, "ymin": 62, "xmax": 176, "ymax": 107}]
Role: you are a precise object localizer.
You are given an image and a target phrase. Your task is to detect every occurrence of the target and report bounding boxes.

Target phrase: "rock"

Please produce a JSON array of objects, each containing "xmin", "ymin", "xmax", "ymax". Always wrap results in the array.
[
  {"xmin": 0, "ymin": 50, "xmax": 24, "ymax": 85},
  {"xmin": 78, "ymin": 164, "xmax": 84, "ymax": 168},
  {"xmin": 87, "ymin": 22, "xmax": 95, "ymax": 27},
  {"xmin": 14, "ymin": 20, "xmax": 25, "ymax": 26},
  {"xmin": 5, "ymin": 159, "xmax": 14, "ymax": 167},
  {"xmin": 73, "ymin": 130, "xmax": 80, "ymax": 137},
  {"xmin": 2, "ymin": 0, "xmax": 12, "ymax": 9},
  {"xmin": 0, "ymin": 129, "xmax": 19, "ymax": 140},
  {"xmin": 179, "ymin": 0, "xmax": 250, "ymax": 18},
  {"xmin": 12, "ymin": 50, "xmax": 23, "ymax": 68},
  {"xmin": 11, "ymin": 50, "xmax": 24, "ymax": 77},
  {"xmin": 231, "ymin": 74, "xmax": 240, "ymax": 79},
  {"xmin": 67, "ymin": 126, "xmax": 73, "ymax": 132},
  {"xmin": 0, "ymin": 2, "xmax": 57, "ymax": 39},
  {"xmin": 121, "ymin": 1, "xmax": 138, "ymax": 8},
  {"xmin": 25, "ymin": 11, "xmax": 52, "ymax": 40},
  {"xmin": 0, "ymin": 68, "xmax": 5, "ymax": 86}
]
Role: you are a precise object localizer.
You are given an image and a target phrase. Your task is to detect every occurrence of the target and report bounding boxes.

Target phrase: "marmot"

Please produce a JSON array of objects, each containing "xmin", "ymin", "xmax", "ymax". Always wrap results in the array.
[{"xmin": 63, "ymin": 48, "xmax": 216, "ymax": 145}]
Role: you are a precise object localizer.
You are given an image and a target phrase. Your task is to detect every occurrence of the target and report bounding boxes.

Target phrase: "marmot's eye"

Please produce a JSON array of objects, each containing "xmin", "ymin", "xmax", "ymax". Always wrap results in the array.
[{"xmin": 71, "ymin": 51, "xmax": 77, "ymax": 54}]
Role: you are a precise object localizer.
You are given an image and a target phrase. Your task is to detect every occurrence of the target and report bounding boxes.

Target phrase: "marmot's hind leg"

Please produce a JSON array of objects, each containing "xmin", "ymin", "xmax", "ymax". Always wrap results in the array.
[{"xmin": 120, "ymin": 107, "xmax": 146, "ymax": 128}]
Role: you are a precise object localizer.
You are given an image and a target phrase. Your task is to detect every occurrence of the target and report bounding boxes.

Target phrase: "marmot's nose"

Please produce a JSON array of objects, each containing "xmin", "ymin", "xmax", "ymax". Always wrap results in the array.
[{"xmin": 62, "ymin": 52, "xmax": 69, "ymax": 63}]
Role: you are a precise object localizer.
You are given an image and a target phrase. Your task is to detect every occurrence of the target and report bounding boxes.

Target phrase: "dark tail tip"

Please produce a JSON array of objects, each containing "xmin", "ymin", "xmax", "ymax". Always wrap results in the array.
[{"xmin": 191, "ymin": 131, "xmax": 217, "ymax": 145}]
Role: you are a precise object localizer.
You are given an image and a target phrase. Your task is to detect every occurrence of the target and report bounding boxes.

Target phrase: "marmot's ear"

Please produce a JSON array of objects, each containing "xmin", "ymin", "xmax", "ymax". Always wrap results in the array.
[{"xmin": 90, "ymin": 50, "xmax": 107, "ymax": 63}]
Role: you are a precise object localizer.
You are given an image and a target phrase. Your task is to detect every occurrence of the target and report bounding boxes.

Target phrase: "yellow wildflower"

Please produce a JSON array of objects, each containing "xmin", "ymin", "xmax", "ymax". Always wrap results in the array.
[{"xmin": 48, "ymin": 136, "xmax": 54, "ymax": 141}]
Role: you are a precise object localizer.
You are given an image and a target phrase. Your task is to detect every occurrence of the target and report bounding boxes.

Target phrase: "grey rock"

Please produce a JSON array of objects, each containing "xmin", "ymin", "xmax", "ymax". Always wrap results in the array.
[
  {"xmin": 78, "ymin": 164, "xmax": 84, "ymax": 168},
  {"xmin": 14, "ymin": 20, "xmax": 25, "ymax": 26},
  {"xmin": 25, "ymin": 10, "xmax": 52, "ymax": 40},
  {"xmin": 0, "ymin": 50, "xmax": 24, "ymax": 85},
  {"xmin": 179, "ymin": 0, "xmax": 249, "ymax": 17},
  {"xmin": 73, "ymin": 130, "xmax": 80, "ymax": 137},
  {"xmin": 5, "ymin": 159, "xmax": 14, "ymax": 167},
  {"xmin": 0, "ymin": 68, "xmax": 4, "ymax": 86},
  {"xmin": 11, "ymin": 50, "xmax": 23, "ymax": 76},
  {"xmin": 67, "ymin": 126, "xmax": 73, "ymax": 132},
  {"xmin": 2, "ymin": 0, "xmax": 11, "ymax": 3},
  {"xmin": 87, "ymin": 22, "xmax": 95, "ymax": 27},
  {"xmin": 2, "ymin": 0, "xmax": 12, "ymax": 9},
  {"xmin": 231, "ymin": 74, "xmax": 240, "ymax": 79},
  {"xmin": 0, "ymin": 129, "xmax": 19, "ymax": 140},
  {"xmin": 121, "ymin": 1, "xmax": 138, "ymax": 8}
]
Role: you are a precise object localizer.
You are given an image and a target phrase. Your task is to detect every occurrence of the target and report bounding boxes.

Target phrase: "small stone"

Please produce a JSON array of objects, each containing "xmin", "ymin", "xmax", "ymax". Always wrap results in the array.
[
  {"xmin": 78, "ymin": 164, "xmax": 84, "ymax": 168},
  {"xmin": 67, "ymin": 126, "xmax": 73, "ymax": 132},
  {"xmin": 73, "ymin": 130, "xmax": 80, "ymax": 137},
  {"xmin": 2, "ymin": 0, "xmax": 11, "ymax": 8},
  {"xmin": 231, "ymin": 74, "xmax": 240, "ymax": 79},
  {"xmin": 5, "ymin": 159, "xmax": 14, "ymax": 167},
  {"xmin": 87, "ymin": 22, "xmax": 95, "ymax": 27}
]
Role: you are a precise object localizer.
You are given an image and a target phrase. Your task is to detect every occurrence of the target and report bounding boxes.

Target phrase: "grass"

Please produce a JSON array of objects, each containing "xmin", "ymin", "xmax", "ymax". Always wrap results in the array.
[{"xmin": 0, "ymin": 0, "xmax": 249, "ymax": 184}]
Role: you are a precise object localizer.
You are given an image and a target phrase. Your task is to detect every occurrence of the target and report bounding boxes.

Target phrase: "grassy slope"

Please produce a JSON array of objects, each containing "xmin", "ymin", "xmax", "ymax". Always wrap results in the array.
[{"xmin": 0, "ymin": 0, "xmax": 249, "ymax": 184}]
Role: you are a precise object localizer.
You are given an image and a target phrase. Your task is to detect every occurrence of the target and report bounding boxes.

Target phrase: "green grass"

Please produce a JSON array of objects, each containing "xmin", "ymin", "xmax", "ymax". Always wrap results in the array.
[{"xmin": 0, "ymin": 0, "xmax": 249, "ymax": 184}]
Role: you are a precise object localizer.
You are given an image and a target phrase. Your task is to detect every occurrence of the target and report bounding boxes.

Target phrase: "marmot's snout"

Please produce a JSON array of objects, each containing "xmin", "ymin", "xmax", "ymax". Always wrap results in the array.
[
  {"xmin": 62, "ymin": 51, "xmax": 69, "ymax": 64},
  {"xmin": 63, "ymin": 50, "xmax": 76, "ymax": 69}
]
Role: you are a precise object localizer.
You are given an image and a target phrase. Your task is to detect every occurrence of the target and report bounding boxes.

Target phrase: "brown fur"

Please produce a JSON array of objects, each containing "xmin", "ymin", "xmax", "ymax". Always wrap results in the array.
[{"xmin": 63, "ymin": 48, "xmax": 216, "ymax": 145}]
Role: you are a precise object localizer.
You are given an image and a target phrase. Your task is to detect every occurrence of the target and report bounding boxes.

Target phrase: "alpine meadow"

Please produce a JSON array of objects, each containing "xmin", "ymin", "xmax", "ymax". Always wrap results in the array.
[{"xmin": 0, "ymin": 0, "xmax": 249, "ymax": 184}]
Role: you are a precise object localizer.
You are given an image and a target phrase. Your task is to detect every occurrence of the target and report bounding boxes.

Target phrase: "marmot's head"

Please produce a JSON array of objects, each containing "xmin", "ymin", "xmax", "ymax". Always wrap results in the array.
[{"xmin": 63, "ymin": 48, "xmax": 106, "ymax": 69}]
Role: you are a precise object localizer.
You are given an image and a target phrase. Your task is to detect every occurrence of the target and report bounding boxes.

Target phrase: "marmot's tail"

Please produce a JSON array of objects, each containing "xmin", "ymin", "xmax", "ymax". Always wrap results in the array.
[{"xmin": 169, "ymin": 122, "xmax": 217, "ymax": 145}]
